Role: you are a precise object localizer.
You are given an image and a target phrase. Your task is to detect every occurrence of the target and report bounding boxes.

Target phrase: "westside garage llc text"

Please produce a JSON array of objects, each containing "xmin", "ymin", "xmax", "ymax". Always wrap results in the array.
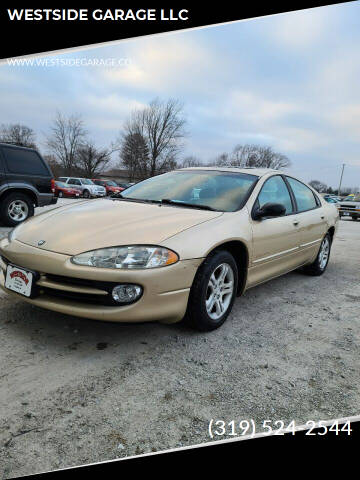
[{"xmin": 6, "ymin": 8, "xmax": 190, "ymax": 22}]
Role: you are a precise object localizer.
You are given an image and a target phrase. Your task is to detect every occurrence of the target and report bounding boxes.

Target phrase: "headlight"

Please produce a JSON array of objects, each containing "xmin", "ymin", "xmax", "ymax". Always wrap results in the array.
[{"xmin": 71, "ymin": 246, "xmax": 179, "ymax": 269}]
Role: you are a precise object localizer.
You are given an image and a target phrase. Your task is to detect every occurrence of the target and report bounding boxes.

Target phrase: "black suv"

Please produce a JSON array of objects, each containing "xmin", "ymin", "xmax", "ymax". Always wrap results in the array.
[{"xmin": 0, "ymin": 143, "xmax": 57, "ymax": 226}]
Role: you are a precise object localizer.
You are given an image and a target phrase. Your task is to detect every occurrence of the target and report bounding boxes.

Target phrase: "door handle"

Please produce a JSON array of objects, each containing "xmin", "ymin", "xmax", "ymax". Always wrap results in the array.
[
  {"xmin": 293, "ymin": 220, "xmax": 299, "ymax": 226},
  {"xmin": 320, "ymin": 215, "xmax": 325, "ymax": 219}
]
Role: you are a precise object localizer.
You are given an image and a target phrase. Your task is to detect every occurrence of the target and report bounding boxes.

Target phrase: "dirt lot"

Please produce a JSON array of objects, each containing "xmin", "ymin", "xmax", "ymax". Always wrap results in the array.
[{"xmin": 0, "ymin": 204, "xmax": 359, "ymax": 478}]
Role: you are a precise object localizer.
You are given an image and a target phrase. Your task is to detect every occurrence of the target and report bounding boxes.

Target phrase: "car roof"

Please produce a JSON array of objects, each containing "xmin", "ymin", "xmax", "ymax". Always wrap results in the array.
[
  {"xmin": 0, "ymin": 142, "xmax": 37, "ymax": 152},
  {"xmin": 177, "ymin": 167, "xmax": 279, "ymax": 177}
]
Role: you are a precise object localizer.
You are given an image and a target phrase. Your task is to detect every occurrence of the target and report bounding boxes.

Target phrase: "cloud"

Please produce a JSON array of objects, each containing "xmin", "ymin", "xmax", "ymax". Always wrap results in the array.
[
  {"xmin": 98, "ymin": 34, "xmax": 216, "ymax": 93},
  {"xmin": 265, "ymin": 6, "xmax": 337, "ymax": 50}
]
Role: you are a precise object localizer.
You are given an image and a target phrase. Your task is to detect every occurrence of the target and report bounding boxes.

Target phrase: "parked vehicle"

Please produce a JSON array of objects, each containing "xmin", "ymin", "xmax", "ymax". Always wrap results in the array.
[
  {"xmin": 58, "ymin": 177, "xmax": 106, "ymax": 198},
  {"xmin": 54, "ymin": 181, "xmax": 81, "ymax": 198},
  {"xmin": 0, "ymin": 168, "xmax": 338, "ymax": 331},
  {"xmin": 324, "ymin": 197, "xmax": 340, "ymax": 212},
  {"xmin": 324, "ymin": 194, "xmax": 341, "ymax": 202},
  {"xmin": 0, "ymin": 143, "xmax": 57, "ymax": 226},
  {"xmin": 92, "ymin": 179, "xmax": 124, "ymax": 195},
  {"xmin": 338, "ymin": 194, "xmax": 360, "ymax": 220},
  {"xmin": 117, "ymin": 182, "xmax": 135, "ymax": 189}
]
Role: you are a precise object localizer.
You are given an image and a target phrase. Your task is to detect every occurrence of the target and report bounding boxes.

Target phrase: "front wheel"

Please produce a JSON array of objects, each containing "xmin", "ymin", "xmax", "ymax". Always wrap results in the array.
[
  {"xmin": 83, "ymin": 190, "xmax": 90, "ymax": 198},
  {"xmin": 302, "ymin": 233, "xmax": 331, "ymax": 276},
  {"xmin": 0, "ymin": 193, "xmax": 34, "ymax": 227},
  {"xmin": 184, "ymin": 250, "xmax": 238, "ymax": 331}
]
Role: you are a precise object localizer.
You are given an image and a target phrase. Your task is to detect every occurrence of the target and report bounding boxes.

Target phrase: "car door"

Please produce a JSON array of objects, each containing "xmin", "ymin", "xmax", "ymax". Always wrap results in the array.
[
  {"xmin": 248, "ymin": 175, "xmax": 302, "ymax": 287},
  {"xmin": 0, "ymin": 147, "xmax": 8, "ymax": 194},
  {"xmin": 285, "ymin": 176, "xmax": 327, "ymax": 262},
  {"xmin": 68, "ymin": 178, "xmax": 83, "ymax": 192}
]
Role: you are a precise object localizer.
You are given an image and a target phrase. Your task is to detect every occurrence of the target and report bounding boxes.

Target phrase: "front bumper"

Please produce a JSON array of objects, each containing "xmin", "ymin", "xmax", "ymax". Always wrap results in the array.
[
  {"xmin": 0, "ymin": 238, "xmax": 202, "ymax": 323},
  {"xmin": 339, "ymin": 209, "xmax": 360, "ymax": 218}
]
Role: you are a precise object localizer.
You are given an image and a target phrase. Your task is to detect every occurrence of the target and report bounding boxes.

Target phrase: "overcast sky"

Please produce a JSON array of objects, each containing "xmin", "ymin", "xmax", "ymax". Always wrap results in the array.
[{"xmin": 1, "ymin": 2, "xmax": 360, "ymax": 188}]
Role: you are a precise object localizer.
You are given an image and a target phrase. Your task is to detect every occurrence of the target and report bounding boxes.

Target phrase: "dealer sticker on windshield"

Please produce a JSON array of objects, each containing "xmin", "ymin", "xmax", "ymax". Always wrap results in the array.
[{"xmin": 5, "ymin": 264, "xmax": 33, "ymax": 297}]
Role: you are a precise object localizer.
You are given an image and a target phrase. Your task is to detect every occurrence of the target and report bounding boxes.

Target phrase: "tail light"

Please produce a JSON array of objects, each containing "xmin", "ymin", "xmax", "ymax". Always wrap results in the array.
[{"xmin": 51, "ymin": 178, "xmax": 56, "ymax": 193}]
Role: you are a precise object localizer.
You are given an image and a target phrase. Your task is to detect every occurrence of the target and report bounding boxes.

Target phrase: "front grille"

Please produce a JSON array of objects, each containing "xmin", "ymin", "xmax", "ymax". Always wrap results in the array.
[
  {"xmin": 340, "ymin": 204, "xmax": 355, "ymax": 209},
  {"xmin": 43, "ymin": 274, "xmax": 124, "ymax": 306},
  {"xmin": 45, "ymin": 273, "xmax": 116, "ymax": 291},
  {"xmin": 40, "ymin": 286, "xmax": 116, "ymax": 306}
]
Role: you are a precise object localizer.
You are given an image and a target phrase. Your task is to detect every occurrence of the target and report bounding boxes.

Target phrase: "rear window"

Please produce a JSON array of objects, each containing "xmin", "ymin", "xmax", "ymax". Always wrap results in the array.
[
  {"xmin": 286, "ymin": 176, "xmax": 318, "ymax": 212},
  {"xmin": 2, "ymin": 146, "xmax": 49, "ymax": 176}
]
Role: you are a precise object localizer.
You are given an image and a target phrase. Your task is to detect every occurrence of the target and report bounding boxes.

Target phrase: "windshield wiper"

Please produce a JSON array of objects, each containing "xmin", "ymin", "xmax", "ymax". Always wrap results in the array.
[
  {"xmin": 111, "ymin": 194, "xmax": 149, "ymax": 203},
  {"xmin": 111, "ymin": 194, "xmax": 218, "ymax": 211},
  {"xmin": 160, "ymin": 199, "xmax": 218, "ymax": 211}
]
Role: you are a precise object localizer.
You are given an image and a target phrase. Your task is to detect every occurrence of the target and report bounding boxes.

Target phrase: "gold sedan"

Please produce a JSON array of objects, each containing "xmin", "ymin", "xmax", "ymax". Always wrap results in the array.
[{"xmin": 0, "ymin": 168, "xmax": 339, "ymax": 331}]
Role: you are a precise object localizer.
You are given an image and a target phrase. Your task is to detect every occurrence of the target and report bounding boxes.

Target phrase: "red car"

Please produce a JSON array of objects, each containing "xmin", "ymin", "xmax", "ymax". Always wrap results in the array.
[
  {"xmin": 92, "ymin": 179, "xmax": 125, "ymax": 195},
  {"xmin": 54, "ymin": 181, "xmax": 81, "ymax": 198}
]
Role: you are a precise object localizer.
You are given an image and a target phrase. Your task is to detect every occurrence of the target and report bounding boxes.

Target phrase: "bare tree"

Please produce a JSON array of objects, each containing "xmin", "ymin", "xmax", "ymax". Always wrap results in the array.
[
  {"xmin": 214, "ymin": 144, "xmax": 291, "ymax": 169},
  {"xmin": 122, "ymin": 98, "xmax": 187, "ymax": 178},
  {"xmin": 178, "ymin": 156, "xmax": 202, "ymax": 168},
  {"xmin": 46, "ymin": 112, "xmax": 87, "ymax": 175},
  {"xmin": 77, "ymin": 142, "xmax": 115, "ymax": 178},
  {"xmin": 0, "ymin": 123, "xmax": 37, "ymax": 148},
  {"xmin": 309, "ymin": 180, "xmax": 327, "ymax": 193}
]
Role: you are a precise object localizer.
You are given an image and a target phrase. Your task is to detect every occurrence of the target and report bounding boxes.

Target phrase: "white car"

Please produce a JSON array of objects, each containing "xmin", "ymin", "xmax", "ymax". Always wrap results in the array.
[{"xmin": 58, "ymin": 177, "xmax": 106, "ymax": 198}]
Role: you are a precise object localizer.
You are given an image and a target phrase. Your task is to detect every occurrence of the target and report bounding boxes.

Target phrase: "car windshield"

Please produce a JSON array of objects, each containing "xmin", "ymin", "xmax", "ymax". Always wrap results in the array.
[
  {"xmin": 121, "ymin": 170, "xmax": 258, "ymax": 212},
  {"xmin": 55, "ymin": 181, "xmax": 67, "ymax": 188},
  {"xmin": 82, "ymin": 179, "xmax": 94, "ymax": 185},
  {"xmin": 106, "ymin": 181, "xmax": 117, "ymax": 186}
]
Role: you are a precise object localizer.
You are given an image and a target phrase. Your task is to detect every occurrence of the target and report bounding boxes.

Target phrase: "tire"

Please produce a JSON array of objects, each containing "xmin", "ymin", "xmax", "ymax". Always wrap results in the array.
[
  {"xmin": 83, "ymin": 190, "xmax": 90, "ymax": 198},
  {"xmin": 184, "ymin": 250, "xmax": 238, "ymax": 331},
  {"xmin": 0, "ymin": 192, "xmax": 34, "ymax": 227},
  {"xmin": 352, "ymin": 217, "xmax": 358, "ymax": 221},
  {"xmin": 302, "ymin": 233, "xmax": 331, "ymax": 276},
  {"xmin": 58, "ymin": 191, "xmax": 63, "ymax": 198}
]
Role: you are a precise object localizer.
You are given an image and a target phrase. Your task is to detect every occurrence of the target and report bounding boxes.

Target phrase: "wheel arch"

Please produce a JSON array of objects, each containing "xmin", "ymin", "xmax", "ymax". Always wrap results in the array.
[
  {"xmin": 327, "ymin": 226, "xmax": 335, "ymax": 243},
  {"xmin": 0, "ymin": 187, "xmax": 38, "ymax": 206},
  {"xmin": 206, "ymin": 240, "xmax": 249, "ymax": 296}
]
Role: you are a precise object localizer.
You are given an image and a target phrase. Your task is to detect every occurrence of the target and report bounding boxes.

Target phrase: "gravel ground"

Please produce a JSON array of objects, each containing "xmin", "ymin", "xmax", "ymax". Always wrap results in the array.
[{"xmin": 0, "ymin": 203, "xmax": 359, "ymax": 478}]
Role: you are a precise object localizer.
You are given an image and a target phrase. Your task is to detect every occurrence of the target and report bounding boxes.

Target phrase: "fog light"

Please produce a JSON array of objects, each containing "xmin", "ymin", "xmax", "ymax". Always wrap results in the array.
[{"xmin": 112, "ymin": 284, "xmax": 142, "ymax": 303}]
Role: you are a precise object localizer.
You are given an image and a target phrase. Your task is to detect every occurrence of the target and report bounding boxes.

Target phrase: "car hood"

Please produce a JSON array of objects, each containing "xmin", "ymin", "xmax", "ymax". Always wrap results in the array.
[{"xmin": 12, "ymin": 199, "xmax": 223, "ymax": 255}]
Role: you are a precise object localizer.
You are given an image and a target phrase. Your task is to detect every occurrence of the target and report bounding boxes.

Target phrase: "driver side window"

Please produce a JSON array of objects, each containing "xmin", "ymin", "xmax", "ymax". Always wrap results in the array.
[{"xmin": 258, "ymin": 176, "xmax": 293, "ymax": 215}]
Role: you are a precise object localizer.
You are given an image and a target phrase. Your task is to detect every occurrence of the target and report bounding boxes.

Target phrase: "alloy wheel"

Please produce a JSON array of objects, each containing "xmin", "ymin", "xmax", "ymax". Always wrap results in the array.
[
  {"xmin": 8, "ymin": 200, "xmax": 29, "ymax": 222},
  {"xmin": 205, "ymin": 263, "xmax": 234, "ymax": 320},
  {"xmin": 319, "ymin": 237, "xmax": 330, "ymax": 270}
]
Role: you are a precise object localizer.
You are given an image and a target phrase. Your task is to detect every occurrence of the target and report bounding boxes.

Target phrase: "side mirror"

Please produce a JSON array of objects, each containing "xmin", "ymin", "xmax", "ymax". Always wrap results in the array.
[{"xmin": 253, "ymin": 202, "xmax": 286, "ymax": 220}]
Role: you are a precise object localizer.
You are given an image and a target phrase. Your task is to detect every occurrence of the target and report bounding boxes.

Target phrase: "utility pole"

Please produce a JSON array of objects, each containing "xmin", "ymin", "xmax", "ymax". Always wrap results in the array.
[{"xmin": 338, "ymin": 163, "xmax": 345, "ymax": 196}]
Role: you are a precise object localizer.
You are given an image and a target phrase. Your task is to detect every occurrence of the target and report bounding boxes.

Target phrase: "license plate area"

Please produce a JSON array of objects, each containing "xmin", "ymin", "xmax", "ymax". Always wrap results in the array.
[{"xmin": 5, "ymin": 264, "xmax": 39, "ymax": 298}]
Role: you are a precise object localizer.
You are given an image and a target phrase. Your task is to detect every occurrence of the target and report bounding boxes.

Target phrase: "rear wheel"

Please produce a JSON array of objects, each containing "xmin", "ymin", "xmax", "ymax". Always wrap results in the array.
[
  {"xmin": 184, "ymin": 250, "xmax": 238, "ymax": 331},
  {"xmin": 0, "ymin": 192, "xmax": 34, "ymax": 227},
  {"xmin": 302, "ymin": 233, "xmax": 331, "ymax": 276},
  {"xmin": 58, "ymin": 191, "xmax": 63, "ymax": 198}
]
